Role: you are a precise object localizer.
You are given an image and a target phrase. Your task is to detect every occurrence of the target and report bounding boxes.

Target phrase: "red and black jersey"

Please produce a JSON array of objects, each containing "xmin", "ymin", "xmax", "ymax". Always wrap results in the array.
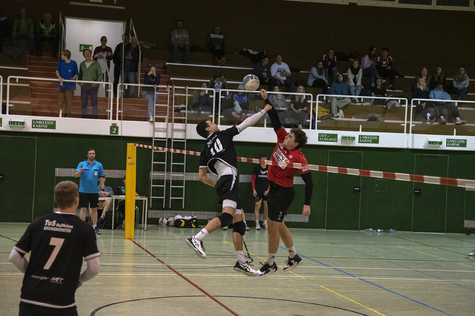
[
  {"xmin": 268, "ymin": 126, "xmax": 310, "ymax": 187},
  {"xmin": 14, "ymin": 212, "xmax": 99, "ymax": 308},
  {"xmin": 377, "ymin": 55, "xmax": 393, "ymax": 69}
]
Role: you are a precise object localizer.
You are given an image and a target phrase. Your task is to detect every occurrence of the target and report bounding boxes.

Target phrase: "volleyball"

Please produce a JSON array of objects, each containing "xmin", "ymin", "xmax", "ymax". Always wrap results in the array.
[
  {"xmin": 159, "ymin": 217, "xmax": 167, "ymax": 227},
  {"xmin": 167, "ymin": 217, "xmax": 175, "ymax": 227},
  {"xmin": 242, "ymin": 74, "xmax": 260, "ymax": 91}
]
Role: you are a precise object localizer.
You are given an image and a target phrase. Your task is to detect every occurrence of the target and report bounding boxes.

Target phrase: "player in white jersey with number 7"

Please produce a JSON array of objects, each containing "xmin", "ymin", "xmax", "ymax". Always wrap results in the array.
[
  {"xmin": 186, "ymin": 102, "xmax": 272, "ymax": 275},
  {"xmin": 9, "ymin": 181, "xmax": 100, "ymax": 316}
]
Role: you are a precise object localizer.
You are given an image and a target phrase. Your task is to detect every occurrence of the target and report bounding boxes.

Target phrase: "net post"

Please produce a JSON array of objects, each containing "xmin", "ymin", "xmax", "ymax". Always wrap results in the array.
[{"xmin": 125, "ymin": 143, "xmax": 136, "ymax": 239}]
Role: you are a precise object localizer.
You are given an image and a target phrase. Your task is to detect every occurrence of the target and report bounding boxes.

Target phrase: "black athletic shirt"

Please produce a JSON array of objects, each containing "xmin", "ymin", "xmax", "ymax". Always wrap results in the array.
[
  {"xmin": 252, "ymin": 164, "xmax": 269, "ymax": 194},
  {"xmin": 199, "ymin": 126, "xmax": 239, "ymax": 175},
  {"xmin": 14, "ymin": 212, "xmax": 100, "ymax": 308}
]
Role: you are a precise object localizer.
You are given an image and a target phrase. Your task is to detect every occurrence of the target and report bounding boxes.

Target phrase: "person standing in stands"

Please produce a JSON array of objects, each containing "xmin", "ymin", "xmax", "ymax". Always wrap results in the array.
[
  {"xmin": 9, "ymin": 181, "xmax": 100, "ymax": 316},
  {"xmin": 93, "ymin": 36, "xmax": 114, "ymax": 97},
  {"xmin": 252, "ymin": 154, "xmax": 269, "ymax": 230},
  {"xmin": 113, "ymin": 34, "xmax": 129, "ymax": 97},
  {"xmin": 55, "ymin": 50, "xmax": 78, "ymax": 117},
  {"xmin": 207, "ymin": 25, "xmax": 225, "ymax": 65},
  {"xmin": 35, "ymin": 12, "xmax": 58, "ymax": 58},
  {"xmin": 171, "ymin": 19, "xmax": 190, "ymax": 63},
  {"xmin": 124, "ymin": 37, "xmax": 140, "ymax": 98},
  {"xmin": 143, "ymin": 65, "xmax": 161, "ymax": 122},
  {"xmin": 258, "ymin": 88, "xmax": 313, "ymax": 276},
  {"xmin": 78, "ymin": 49, "xmax": 103, "ymax": 119},
  {"xmin": 11, "ymin": 8, "xmax": 34, "ymax": 54}
]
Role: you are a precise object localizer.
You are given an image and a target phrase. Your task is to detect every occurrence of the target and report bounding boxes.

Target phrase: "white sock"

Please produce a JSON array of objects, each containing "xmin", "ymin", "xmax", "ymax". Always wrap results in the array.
[
  {"xmin": 92, "ymin": 225, "xmax": 96, "ymax": 229},
  {"xmin": 255, "ymin": 220, "xmax": 259, "ymax": 224},
  {"xmin": 440, "ymin": 116, "xmax": 445, "ymax": 120},
  {"xmin": 456, "ymin": 117, "xmax": 461, "ymax": 122},
  {"xmin": 288, "ymin": 246, "xmax": 296, "ymax": 259},
  {"xmin": 236, "ymin": 251, "xmax": 245, "ymax": 263},
  {"xmin": 243, "ymin": 220, "xmax": 247, "ymax": 225},
  {"xmin": 267, "ymin": 253, "xmax": 276, "ymax": 265},
  {"xmin": 263, "ymin": 220, "xmax": 267, "ymax": 225},
  {"xmin": 194, "ymin": 228, "xmax": 209, "ymax": 241}
]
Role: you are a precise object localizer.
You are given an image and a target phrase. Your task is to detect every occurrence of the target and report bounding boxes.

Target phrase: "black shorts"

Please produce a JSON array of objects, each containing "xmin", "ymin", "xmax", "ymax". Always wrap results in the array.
[
  {"xmin": 79, "ymin": 192, "xmax": 99, "ymax": 208},
  {"xmin": 254, "ymin": 193, "xmax": 268, "ymax": 203},
  {"xmin": 267, "ymin": 181, "xmax": 295, "ymax": 222},
  {"xmin": 20, "ymin": 302, "xmax": 78, "ymax": 316},
  {"xmin": 215, "ymin": 174, "xmax": 239, "ymax": 205}
]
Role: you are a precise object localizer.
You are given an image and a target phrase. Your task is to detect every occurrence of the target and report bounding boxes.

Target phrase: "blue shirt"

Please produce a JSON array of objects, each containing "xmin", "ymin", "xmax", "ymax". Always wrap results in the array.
[
  {"xmin": 56, "ymin": 59, "xmax": 78, "ymax": 90},
  {"xmin": 76, "ymin": 160, "xmax": 104, "ymax": 194},
  {"xmin": 98, "ymin": 185, "xmax": 114, "ymax": 196}
]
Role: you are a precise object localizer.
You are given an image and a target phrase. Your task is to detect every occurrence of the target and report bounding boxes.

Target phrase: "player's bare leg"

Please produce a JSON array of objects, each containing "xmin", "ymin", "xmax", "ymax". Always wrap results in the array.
[{"xmin": 254, "ymin": 200, "xmax": 262, "ymax": 229}]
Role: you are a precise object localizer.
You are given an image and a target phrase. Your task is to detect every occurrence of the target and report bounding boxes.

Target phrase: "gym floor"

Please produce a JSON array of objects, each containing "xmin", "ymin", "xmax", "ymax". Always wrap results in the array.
[{"xmin": 1, "ymin": 223, "xmax": 474, "ymax": 316}]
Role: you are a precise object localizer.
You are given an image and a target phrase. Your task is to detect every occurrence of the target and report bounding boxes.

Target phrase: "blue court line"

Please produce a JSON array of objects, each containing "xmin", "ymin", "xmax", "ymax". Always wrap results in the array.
[
  {"xmin": 348, "ymin": 247, "xmax": 475, "ymax": 292},
  {"xmin": 278, "ymin": 245, "xmax": 453, "ymax": 316}
]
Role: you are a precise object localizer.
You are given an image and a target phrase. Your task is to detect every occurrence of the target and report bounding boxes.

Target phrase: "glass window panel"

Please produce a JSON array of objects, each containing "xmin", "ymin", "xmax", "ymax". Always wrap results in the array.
[{"xmin": 437, "ymin": 0, "xmax": 469, "ymax": 6}]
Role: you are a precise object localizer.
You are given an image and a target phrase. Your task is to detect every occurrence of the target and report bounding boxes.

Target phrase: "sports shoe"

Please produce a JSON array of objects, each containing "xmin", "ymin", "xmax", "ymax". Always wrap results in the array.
[
  {"xmin": 259, "ymin": 262, "xmax": 278, "ymax": 276},
  {"xmin": 469, "ymin": 250, "xmax": 475, "ymax": 256},
  {"xmin": 283, "ymin": 254, "xmax": 303, "ymax": 271},
  {"xmin": 94, "ymin": 227, "xmax": 101, "ymax": 235},
  {"xmin": 186, "ymin": 237, "xmax": 206, "ymax": 259},
  {"xmin": 222, "ymin": 226, "xmax": 228, "ymax": 230},
  {"xmin": 233, "ymin": 261, "xmax": 259, "ymax": 276},
  {"xmin": 245, "ymin": 224, "xmax": 250, "ymax": 231},
  {"xmin": 256, "ymin": 223, "xmax": 261, "ymax": 230},
  {"xmin": 440, "ymin": 117, "xmax": 447, "ymax": 125},
  {"xmin": 455, "ymin": 119, "xmax": 466, "ymax": 125}
]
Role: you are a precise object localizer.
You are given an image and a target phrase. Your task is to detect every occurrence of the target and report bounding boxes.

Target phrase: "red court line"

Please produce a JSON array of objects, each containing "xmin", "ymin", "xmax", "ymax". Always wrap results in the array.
[{"xmin": 129, "ymin": 239, "xmax": 238, "ymax": 316}]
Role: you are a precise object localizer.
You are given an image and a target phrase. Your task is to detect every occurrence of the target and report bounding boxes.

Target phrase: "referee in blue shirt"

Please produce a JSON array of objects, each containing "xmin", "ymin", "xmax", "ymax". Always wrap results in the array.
[{"xmin": 75, "ymin": 149, "xmax": 105, "ymax": 235}]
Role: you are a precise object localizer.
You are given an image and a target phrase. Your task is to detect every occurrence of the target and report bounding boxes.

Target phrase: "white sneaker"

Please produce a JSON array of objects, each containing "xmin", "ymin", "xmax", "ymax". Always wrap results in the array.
[
  {"xmin": 256, "ymin": 223, "xmax": 261, "ymax": 230},
  {"xmin": 222, "ymin": 226, "xmax": 228, "ymax": 230},
  {"xmin": 338, "ymin": 109, "xmax": 344, "ymax": 118},
  {"xmin": 233, "ymin": 261, "xmax": 259, "ymax": 276},
  {"xmin": 469, "ymin": 250, "xmax": 475, "ymax": 256},
  {"xmin": 186, "ymin": 237, "xmax": 206, "ymax": 259},
  {"xmin": 245, "ymin": 224, "xmax": 250, "ymax": 231}
]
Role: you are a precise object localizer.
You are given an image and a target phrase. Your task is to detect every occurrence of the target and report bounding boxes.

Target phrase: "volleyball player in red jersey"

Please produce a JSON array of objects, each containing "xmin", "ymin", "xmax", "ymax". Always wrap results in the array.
[{"xmin": 258, "ymin": 89, "xmax": 313, "ymax": 275}]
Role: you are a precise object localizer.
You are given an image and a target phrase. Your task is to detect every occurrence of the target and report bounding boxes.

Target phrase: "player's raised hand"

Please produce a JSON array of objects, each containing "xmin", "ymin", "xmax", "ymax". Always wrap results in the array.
[
  {"xmin": 260, "ymin": 89, "xmax": 268, "ymax": 100},
  {"xmin": 302, "ymin": 205, "xmax": 311, "ymax": 216}
]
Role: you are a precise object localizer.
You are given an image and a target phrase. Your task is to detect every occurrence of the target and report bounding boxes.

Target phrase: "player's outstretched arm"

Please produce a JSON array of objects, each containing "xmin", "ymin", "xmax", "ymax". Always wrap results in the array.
[
  {"xmin": 236, "ymin": 99, "xmax": 271, "ymax": 133},
  {"xmin": 260, "ymin": 89, "xmax": 281, "ymax": 132},
  {"xmin": 198, "ymin": 167, "xmax": 217, "ymax": 187}
]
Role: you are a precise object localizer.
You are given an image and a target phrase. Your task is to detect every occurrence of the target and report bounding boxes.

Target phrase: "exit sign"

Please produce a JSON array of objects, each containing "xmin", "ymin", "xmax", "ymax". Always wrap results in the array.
[{"xmin": 79, "ymin": 44, "xmax": 93, "ymax": 52}]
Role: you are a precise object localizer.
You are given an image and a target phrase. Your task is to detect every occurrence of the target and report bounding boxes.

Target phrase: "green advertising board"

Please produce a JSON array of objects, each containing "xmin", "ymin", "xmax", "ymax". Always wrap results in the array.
[
  {"xmin": 446, "ymin": 139, "xmax": 467, "ymax": 148},
  {"xmin": 318, "ymin": 133, "xmax": 338, "ymax": 142},
  {"xmin": 32, "ymin": 120, "xmax": 56, "ymax": 129},
  {"xmin": 359, "ymin": 135, "xmax": 380, "ymax": 144}
]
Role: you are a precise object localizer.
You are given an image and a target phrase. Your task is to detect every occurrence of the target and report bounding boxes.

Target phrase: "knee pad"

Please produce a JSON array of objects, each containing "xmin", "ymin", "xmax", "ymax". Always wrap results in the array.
[
  {"xmin": 233, "ymin": 221, "xmax": 246, "ymax": 236},
  {"xmin": 218, "ymin": 212, "xmax": 233, "ymax": 228}
]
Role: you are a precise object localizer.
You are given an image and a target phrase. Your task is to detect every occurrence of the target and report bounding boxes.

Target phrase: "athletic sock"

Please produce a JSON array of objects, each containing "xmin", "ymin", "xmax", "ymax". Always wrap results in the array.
[
  {"xmin": 236, "ymin": 251, "xmax": 245, "ymax": 263},
  {"xmin": 263, "ymin": 220, "xmax": 267, "ymax": 225},
  {"xmin": 288, "ymin": 246, "xmax": 296, "ymax": 259},
  {"xmin": 92, "ymin": 225, "xmax": 96, "ymax": 229},
  {"xmin": 194, "ymin": 228, "xmax": 209, "ymax": 241},
  {"xmin": 267, "ymin": 253, "xmax": 276, "ymax": 265},
  {"xmin": 255, "ymin": 220, "xmax": 259, "ymax": 224}
]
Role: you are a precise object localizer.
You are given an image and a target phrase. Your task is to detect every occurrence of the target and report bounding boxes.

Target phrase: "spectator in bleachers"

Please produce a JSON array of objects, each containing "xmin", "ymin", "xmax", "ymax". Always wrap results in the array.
[
  {"xmin": 347, "ymin": 60, "xmax": 363, "ymax": 96},
  {"xmin": 330, "ymin": 73, "xmax": 350, "ymax": 118},
  {"xmin": 191, "ymin": 82, "xmax": 213, "ymax": 112},
  {"xmin": 307, "ymin": 61, "xmax": 328, "ymax": 94},
  {"xmin": 429, "ymin": 83, "xmax": 465, "ymax": 125},
  {"xmin": 55, "ymin": 49, "xmax": 78, "ymax": 117},
  {"xmin": 171, "ymin": 19, "xmax": 190, "ymax": 63},
  {"xmin": 323, "ymin": 49, "xmax": 338, "ymax": 84},
  {"xmin": 35, "ymin": 12, "xmax": 58, "ymax": 58},
  {"xmin": 271, "ymin": 54, "xmax": 295, "ymax": 92},
  {"xmin": 372, "ymin": 77, "xmax": 388, "ymax": 106},
  {"xmin": 143, "ymin": 66, "xmax": 160, "ymax": 122},
  {"xmin": 207, "ymin": 25, "xmax": 225, "ymax": 65},
  {"xmin": 289, "ymin": 85, "xmax": 310, "ymax": 128},
  {"xmin": 429, "ymin": 66, "xmax": 447, "ymax": 91},
  {"xmin": 0, "ymin": 7, "xmax": 8, "ymax": 51},
  {"xmin": 124, "ymin": 37, "xmax": 139, "ymax": 98},
  {"xmin": 452, "ymin": 67, "xmax": 469, "ymax": 100},
  {"xmin": 412, "ymin": 77, "xmax": 430, "ymax": 120},
  {"xmin": 113, "ymin": 34, "xmax": 129, "ymax": 97},
  {"xmin": 269, "ymin": 86, "xmax": 289, "ymax": 123},
  {"xmin": 11, "ymin": 8, "xmax": 35, "ymax": 54},
  {"xmin": 361, "ymin": 46, "xmax": 379, "ymax": 87},
  {"xmin": 222, "ymin": 84, "xmax": 249, "ymax": 122},
  {"xmin": 78, "ymin": 49, "xmax": 103, "ymax": 119},
  {"xmin": 376, "ymin": 48, "xmax": 401, "ymax": 89},
  {"xmin": 209, "ymin": 72, "xmax": 227, "ymax": 111},
  {"xmin": 93, "ymin": 36, "xmax": 114, "ymax": 97},
  {"xmin": 253, "ymin": 55, "xmax": 271, "ymax": 87},
  {"xmin": 416, "ymin": 67, "xmax": 430, "ymax": 87}
]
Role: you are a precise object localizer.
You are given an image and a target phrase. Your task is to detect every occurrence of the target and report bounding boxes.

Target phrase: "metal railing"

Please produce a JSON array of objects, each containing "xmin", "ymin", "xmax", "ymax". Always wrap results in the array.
[
  {"xmin": 6, "ymin": 76, "xmax": 113, "ymax": 118},
  {"xmin": 115, "ymin": 83, "xmax": 169, "ymax": 121},
  {"xmin": 316, "ymin": 94, "xmax": 409, "ymax": 133}
]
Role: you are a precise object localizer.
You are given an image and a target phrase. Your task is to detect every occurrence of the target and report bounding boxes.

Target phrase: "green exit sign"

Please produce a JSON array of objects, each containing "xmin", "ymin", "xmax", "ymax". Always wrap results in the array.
[
  {"xmin": 428, "ymin": 141, "xmax": 442, "ymax": 146},
  {"xmin": 342, "ymin": 136, "xmax": 355, "ymax": 141},
  {"xmin": 79, "ymin": 44, "xmax": 93, "ymax": 52},
  {"xmin": 9, "ymin": 121, "xmax": 25, "ymax": 126}
]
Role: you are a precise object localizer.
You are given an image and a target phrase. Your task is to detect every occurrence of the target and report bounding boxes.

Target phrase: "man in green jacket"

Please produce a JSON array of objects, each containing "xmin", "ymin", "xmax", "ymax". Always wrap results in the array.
[
  {"xmin": 11, "ymin": 8, "xmax": 35, "ymax": 54},
  {"xmin": 78, "ymin": 49, "xmax": 103, "ymax": 119}
]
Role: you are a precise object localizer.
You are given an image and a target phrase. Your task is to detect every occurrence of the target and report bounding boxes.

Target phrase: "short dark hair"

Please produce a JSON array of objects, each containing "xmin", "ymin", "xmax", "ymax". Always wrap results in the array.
[
  {"xmin": 196, "ymin": 120, "xmax": 210, "ymax": 138},
  {"xmin": 100, "ymin": 36, "xmax": 107, "ymax": 41},
  {"xmin": 83, "ymin": 48, "xmax": 92, "ymax": 56},
  {"xmin": 291, "ymin": 128, "xmax": 307, "ymax": 149},
  {"xmin": 54, "ymin": 181, "xmax": 78, "ymax": 210},
  {"xmin": 87, "ymin": 148, "xmax": 95, "ymax": 154}
]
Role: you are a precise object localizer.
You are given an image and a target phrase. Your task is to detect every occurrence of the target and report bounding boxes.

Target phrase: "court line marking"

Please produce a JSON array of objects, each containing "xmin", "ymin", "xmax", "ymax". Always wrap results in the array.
[
  {"xmin": 320, "ymin": 285, "xmax": 386, "ymax": 316},
  {"xmin": 293, "ymin": 250, "xmax": 454, "ymax": 316},
  {"xmin": 397, "ymin": 245, "xmax": 475, "ymax": 269},
  {"xmin": 130, "ymin": 239, "xmax": 238, "ymax": 316}
]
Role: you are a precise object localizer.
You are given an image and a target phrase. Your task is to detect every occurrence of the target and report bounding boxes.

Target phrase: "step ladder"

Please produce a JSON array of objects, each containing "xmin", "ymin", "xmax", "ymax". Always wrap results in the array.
[
  {"xmin": 168, "ymin": 86, "xmax": 188, "ymax": 209},
  {"xmin": 149, "ymin": 85, "xmax": 171, "ymax": 209}
]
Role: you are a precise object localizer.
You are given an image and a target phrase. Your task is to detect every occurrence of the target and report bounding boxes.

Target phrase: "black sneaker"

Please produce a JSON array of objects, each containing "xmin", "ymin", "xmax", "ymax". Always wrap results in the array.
[
  {"xmin": 186, "ymin": 237, "xmax": 206, "ymax": 259},
  {"xmin": 233, "ymin": 261, "xmax": 259, "ymax": 276},
  {"xmin": 258, "ymin": 262, "xmax": 278, "ymax": 276},
  {"xmin": 283, "ymin": 254, "xmax": 303, "ymax": 271}
]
